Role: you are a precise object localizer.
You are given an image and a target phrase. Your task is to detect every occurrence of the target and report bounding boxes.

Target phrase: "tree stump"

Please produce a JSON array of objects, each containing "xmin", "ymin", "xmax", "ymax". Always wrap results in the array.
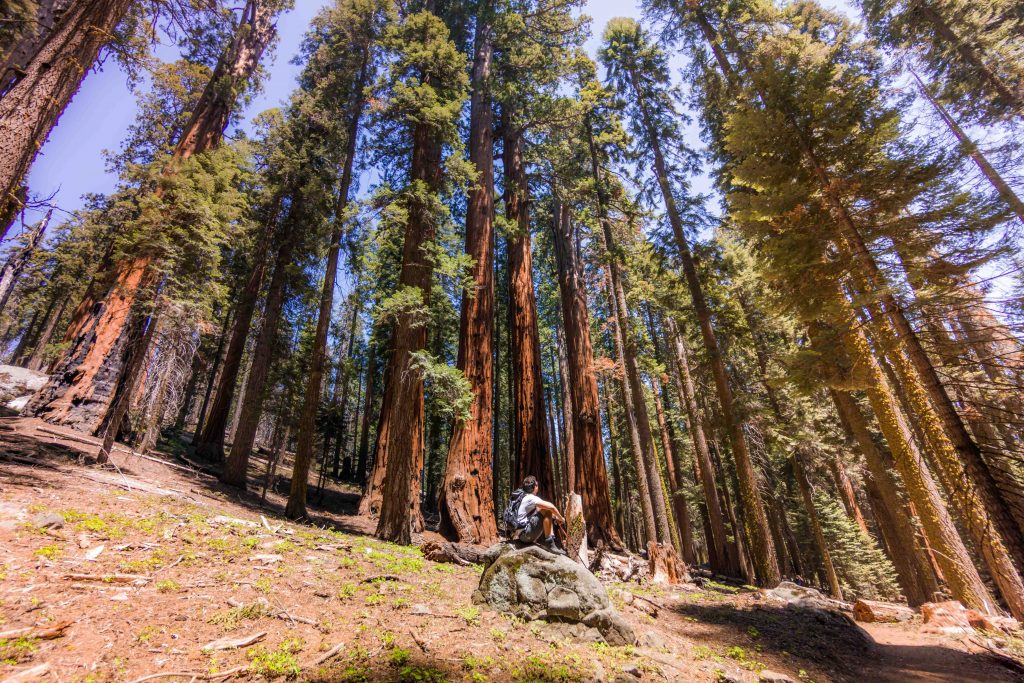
[
  {"xmin": 648, "ymin": 542, "xmax": 689, "ymax": 585},
  {"xmin": 420, "ymin": 541, "xmax": 486, "ymax": 566},
  {"xmin": 563, "ymin": 492, "xmax": 588, "ymax": 566}
]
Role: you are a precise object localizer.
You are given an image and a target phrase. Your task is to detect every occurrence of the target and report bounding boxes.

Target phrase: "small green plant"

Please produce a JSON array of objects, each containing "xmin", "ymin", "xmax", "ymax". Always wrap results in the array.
[
  {"xmin": 0, "ymin": 636, "xmax": 38, "ymax": 664},
  {"xmin": 456, "ymin": 605, "xmax": 480, "ymax": 626},
  {"xmin": 34, "ymin": 545, "xmax": 61, "ymax": 560},
  {"xmin": 489, "ymin": 628, "xmax": 507, "ymax": 642},
  {"xmin": 692, "ymin": 645, "xmax": 713, "ymax": 661},
  {"xmin": 208, "ymin": 601, "xmax": 270, "ymax": 629},
  {"xmin": 727, "ymin": 646, "xmax": 747, "ymax": 661},
  {"xmin": 364, "ymin": 593, "xmax": 384, "ymax": 606},
  {"xmin": 390, "ymin": 647, "xmax": 412, "ymax": 666},
  {"xmin": 247, "ymin": 641, "xmax": 302, "ymax": 678},
  {"xmin": 254, "ymin": 577, "xmax": 273, "ymax": 594},
  {"xmin": 76, "ymin": 516, "xmax": 108, "ymax": 533},
  {"xmin": 155, "ymin": 579, "xmax": 181, "ymax": 592},
  {"xmin": 747, "ymin": 626, "xmax": 760, "ymax": 639},
  {"xmin": 137, "ymin": 625, "xmax": 160, "ymax": 644},
  {"xmin": 338, "ymin": 583, "xmax": 358, "ymax": 600},
  {"xmin": 397, "ymin": 665, "xmax": 449, "ymax": 682},
  {"xmin": 379, "ymin": 630, "xmax": 397, "ymax": 648}
]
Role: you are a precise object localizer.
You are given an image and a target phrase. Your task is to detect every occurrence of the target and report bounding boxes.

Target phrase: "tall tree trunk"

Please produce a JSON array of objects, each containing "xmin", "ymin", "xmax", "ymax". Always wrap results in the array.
[
  {"xmin": 503, "ymin": 124, "xmax": 552, "ymax": 497},
  {"xmin": 587, "ymin": 117, "xmax": 670, "ymax": 546},
  {"xmin": 911, "ymin": 2, "xmax": 1024, "ymax": 117},
  {"xmin": 194, "ymin": 213, "xmax": 277, "ymax": 458},
  {"xmin": 815, "ymin": 318, "xmax": 996, "ymax": 614},
  {"xmin": 1, "ymin": 0, "xmax": 74, "ymax": 98},
  {"xmin": 355, "ymin": 341, "xmax": 376, "ymax": 487},
  {"xmin": 221, "ymin": 213, "xmax": 298, "ymax": 488},
  {"xmin": 27, "ymin": 0, "xmax": 279, "ymax": 433},
  {"xmin": 550, "ymin": 200, "xmax": 622, "ymax": 549},
  {"xmin": 628, "ymin": 67, "xmax": 777, "ymax": 583},
  {"xmin": 194, "ymin": 306, "xmax": 233, "ymax": 437},
  {"xmin": 909, "ymin": 70, "xmax": 1024, "ymax": 223},
  {"xmin": 0, "ymin": 209, "xmax": 50, "ymax": 314},
  {"xmin": 829, "ymin": 458, "xmax": 870, "ymax": 537},
  {"xmin": 667, "ymin": 318, "xmax": 729, "ymax": 573},
  {"xmin": 0, "ymin": 0, "xmax": 132, "ymax": 237},
  {"xmin": 23, "ymin": 295, "xmax": 66, "ymax": 370},
  {"xmin": 651, "ymin": 373, "xmax": 696, "ymax": 564},
  {"xmin": 375, "ymin": 121, "xmax": 442, "ymax": 543},
  {"xmin": 287, "ymin": 48, "xmax": 369, "ymax": 519},
  {"xmin": 831, "ymin": 388, "xmax": 940, "ymax": 607},
  {"xmin": 791, "ymin": 448, "xmax": 843, "ymax": 600},
  {"xmin": 440, "ymin": 14, "xmax": 497, "ymax": 545}
]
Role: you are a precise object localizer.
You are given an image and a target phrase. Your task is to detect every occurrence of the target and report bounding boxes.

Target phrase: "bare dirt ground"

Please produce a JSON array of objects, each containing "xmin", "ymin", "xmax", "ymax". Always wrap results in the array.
[{"xmin": 1, "ymin": 416, "xmax": 1021, "ymax": 682}]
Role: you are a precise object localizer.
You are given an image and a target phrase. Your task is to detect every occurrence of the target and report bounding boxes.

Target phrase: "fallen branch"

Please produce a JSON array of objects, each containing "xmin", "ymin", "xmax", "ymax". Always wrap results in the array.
[
  {"xmin": 360, "ymin": 575, "xmax": 402, "ymax": 584},
  {"xmin": 128, "ymin": 667, "xmax": 246, "ymax": 683},
  {"xmin": 0, "ymin": 620, "xmax": 71, "ymax": 640},
  {"xmin": 1, "ymin": 663, "xmax": 51, "ymax": 683},
  {"xmin": 201, "ymin": 632, "xmax": 266, "ymax": 652},
  {"xmin": 409, "ymin": 629, "xmax": 429, "ymax": 653},
  {"xmin": 64, "ymin": 573, "xmax": 150, "ymax": 584},
  {"xmin": 313, "ymin": 642, "xmax": 345, "ymax": 665}
]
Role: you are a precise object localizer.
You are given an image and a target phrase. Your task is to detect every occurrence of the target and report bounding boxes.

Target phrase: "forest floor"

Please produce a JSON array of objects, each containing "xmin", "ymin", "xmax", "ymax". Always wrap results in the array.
[{"xmin": 0, "ymin": 416, "xmax": 1021, "ymax": 683}]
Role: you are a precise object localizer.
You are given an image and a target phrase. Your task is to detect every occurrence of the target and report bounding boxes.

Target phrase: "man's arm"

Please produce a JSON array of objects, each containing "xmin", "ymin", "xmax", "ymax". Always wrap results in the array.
[{"xmin": 533, "ymin": 499, "xmax": 564, "ymax": 523}]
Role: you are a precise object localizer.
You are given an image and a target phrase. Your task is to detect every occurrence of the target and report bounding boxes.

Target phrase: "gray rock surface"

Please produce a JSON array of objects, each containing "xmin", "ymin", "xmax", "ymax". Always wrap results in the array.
[{"xmin": 473, "ymin": 543, "xmax": 636, "ymax": 645}]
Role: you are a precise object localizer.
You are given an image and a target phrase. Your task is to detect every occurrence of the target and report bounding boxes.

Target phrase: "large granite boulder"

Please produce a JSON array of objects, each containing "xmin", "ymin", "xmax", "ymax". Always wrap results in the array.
[{"xmin": 472, "ymin": 543, "xmax": 635, "ymax": 646}]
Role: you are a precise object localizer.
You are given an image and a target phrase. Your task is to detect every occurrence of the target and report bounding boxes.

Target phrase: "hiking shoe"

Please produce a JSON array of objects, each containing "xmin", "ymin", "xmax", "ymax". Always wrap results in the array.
[{"xmin": 544, "ymin": 539, "xmax": 567, "ymax": 556}]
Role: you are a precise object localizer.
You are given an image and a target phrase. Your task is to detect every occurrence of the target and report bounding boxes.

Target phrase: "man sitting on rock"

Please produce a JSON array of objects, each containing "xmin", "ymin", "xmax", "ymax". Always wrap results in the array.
[{"xmin": 515, "ymin": 475, "xmax": 566, "ymax": 555}]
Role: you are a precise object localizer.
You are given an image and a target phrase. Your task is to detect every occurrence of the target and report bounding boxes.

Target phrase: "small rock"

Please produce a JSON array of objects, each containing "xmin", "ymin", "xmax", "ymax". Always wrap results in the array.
[
  {"xmin": 411, "ymin": 603, "xmax": 431, "ymax": 615},
  {"xmin": 32, "ymin": 513, "xmax": 64, "ymax": 530},
  {"xmin": 759, "ymin": 671, "xmax": 795, "ymax": 683},
  {"xmin": 640, "ymin": 630, "xmax": 667, "ymax": 649},
  {"xmin": 853, "ymin": 598, "xmax": 914, "ymax": 624},
  {"xmin": 620, "ymin": 664, "xmax": 642, "ymax": 679},
  {"xmin": 719, "ymin": 673, "xmax": 745, "ymax": 683},
  {"xmin": 251, "ymin": 554, "xmax": 283, "ymax": 564},
  {"xmin": 210, "ymin": 515, "xmax": 258, "ymax": 527},
  {"xmin": 110, "ymin": 592, "xmax": 129, "ymax": 602}
]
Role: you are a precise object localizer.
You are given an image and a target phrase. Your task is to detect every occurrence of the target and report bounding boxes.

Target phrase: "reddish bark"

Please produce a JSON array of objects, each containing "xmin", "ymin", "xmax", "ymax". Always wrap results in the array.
[
  {"xmin": 27, "ymin": 0, "xmax": 280, "ymax": 435},
  {"xmin": 503, "ymin": 125, "xmax": 553, "ymax": 498},
  {"xmin": 0, "ymin": 0, "xmax": 131, "ymax": 237},
  {"xmin": 375, "ymin": 123, "xmax": 442, "ymax": 543},
  {"xmin": 550, "ymin": 200, "xmax": 622, "ymax": 550},
  {"xmin": 439, "ymin": 16, "xmax": 497, "ymax": 545}
]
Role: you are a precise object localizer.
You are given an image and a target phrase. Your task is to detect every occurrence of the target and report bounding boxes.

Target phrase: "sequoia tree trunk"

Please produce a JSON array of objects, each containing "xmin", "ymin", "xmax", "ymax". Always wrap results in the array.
[
  {"xmin": 439, "ymin": 14, "xmax": 497, "ymax": 545},
  {"xmin": 0, "ymin": 0, "xmax": 132, "ymax": 237},
  {"xmin": 503, "ymin": 124, "xmax": 553, "ymax": 498},
  {"xmin": 550, "ymin": 199, "xmax": 622, "ymax": 550}
]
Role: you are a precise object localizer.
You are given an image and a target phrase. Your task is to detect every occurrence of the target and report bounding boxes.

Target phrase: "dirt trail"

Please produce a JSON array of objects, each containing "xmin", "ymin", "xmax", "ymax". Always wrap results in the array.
[{"xmin": 0, "ymin": 417, "xmax": 1020, "ymax": 682}]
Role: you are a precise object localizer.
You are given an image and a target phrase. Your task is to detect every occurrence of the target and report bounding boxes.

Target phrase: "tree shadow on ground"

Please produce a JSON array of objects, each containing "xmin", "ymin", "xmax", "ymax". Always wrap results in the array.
[{"xmin": 673, "ymin": 601, "xmax": 1022, "ymax": 682}]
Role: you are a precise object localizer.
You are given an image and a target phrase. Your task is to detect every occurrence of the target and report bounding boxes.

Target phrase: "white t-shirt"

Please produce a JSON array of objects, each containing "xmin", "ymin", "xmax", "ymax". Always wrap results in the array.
[{"xmin": 517, "ymin": 493, "xmax": 543, "ymax": 526}]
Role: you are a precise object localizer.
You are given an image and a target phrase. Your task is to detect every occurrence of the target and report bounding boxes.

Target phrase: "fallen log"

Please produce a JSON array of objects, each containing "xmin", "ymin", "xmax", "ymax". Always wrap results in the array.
[
  {"xmin": 853, "ymin": 599, "xmax": 914, "ymax": 624},
  {"xmin": 420, "ymin": 541, "xmax": 485, "ymax": 566}
]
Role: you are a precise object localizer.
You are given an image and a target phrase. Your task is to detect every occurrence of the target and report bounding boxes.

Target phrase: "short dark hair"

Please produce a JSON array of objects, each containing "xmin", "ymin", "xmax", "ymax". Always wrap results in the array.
[{"xmin": 522, "ymin": 476, "xmax": 538, "ymax": 492}]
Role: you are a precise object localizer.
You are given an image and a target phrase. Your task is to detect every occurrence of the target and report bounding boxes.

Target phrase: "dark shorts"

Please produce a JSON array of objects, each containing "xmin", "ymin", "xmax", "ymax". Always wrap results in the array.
[{"xmin": 518, "ymin": 513, "xmax": 544, "ymax": 542}]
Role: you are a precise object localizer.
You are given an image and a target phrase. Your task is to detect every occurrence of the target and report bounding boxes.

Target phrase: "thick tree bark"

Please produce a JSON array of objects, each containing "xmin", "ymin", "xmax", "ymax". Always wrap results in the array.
[
  {"xmin": 375, "ymin": 122, "xmax": 442, "ymax": 543},
  {"xmin": 503, "ymin": 125, "xmax": 553, "ymax": 498},
  {"xmin": 817, "ymin": 319, "xmax": 996, "ymax": 614},
  {"xmin": 194, "ymin": 306, "xmax": 233, "ymax": 436},
  {"xmin": 0, "ymin": 0, "xmax": 131, "ymax": 237},
  {"xmin": 27, "ymin": 0, "xmax": 279, "ymax": 434},
  {"xmin": 550, "ymin": 200, "xmax": 622, "ymax": 550},
  {"xmin": 629, "ymin": 68, "xmax": 778, "ymax": 584},
  {"xmin": 1, "ymin": 0, "xmax": 74, "ymax": 98},
  {"xmin": 286, "ymin": 48, "xmax": 369, "ymax": 519},
  {"xmin": 439, "ymin": 15, "xmax": 497, "ymax": 545},
  {"xmin": 667, "ymin": 318, "xmax": 729, "ymax": 574},
  {"xmin": 220, "ymin": 214, "xmax": 298, "ymax": 488},
  {"xmin": 831, "ymin": 388, "xmax": 940, "ymax": 607}
]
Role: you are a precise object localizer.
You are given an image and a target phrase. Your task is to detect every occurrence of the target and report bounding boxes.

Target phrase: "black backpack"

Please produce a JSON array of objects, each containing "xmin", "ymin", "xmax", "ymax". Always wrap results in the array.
[{"xmin": 502, "ymin": 488, "xmax": 527, "ymax": 534}]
